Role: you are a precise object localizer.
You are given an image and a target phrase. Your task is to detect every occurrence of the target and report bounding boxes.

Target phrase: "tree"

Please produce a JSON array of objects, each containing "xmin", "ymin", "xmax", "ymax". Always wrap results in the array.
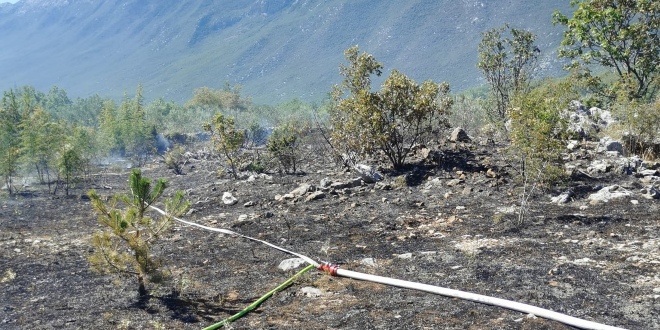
[
  {"xmin": 477, "ymin": 24, "xmax": 540, "ymax": 125},
  {"xmin": 330, "ymin": 46, "xmax": 452, "ymax": 169},
  {"xmin": 97, "ymin": 100, "xmax": 122, "ymax": 156},
  {"xmin": 186, "ymin": 83, "xmax": 250, "ymax": 115},
  {"xmin": 88, "ymin": 169, "xmax": 190, "ymax": 297},
  {"xmin": 121, "ymin": 85, "xmax": 155, "ymax": 166},
  {"xmin": 553, "ymin": 0, "xmax": 660, "ymax": 100},
  {"xmin": 19, "ymin": 107, "xmax": 64, "ymax": 188},
  {"xmin": 508, "ymin": 78, "xmax": 577, "ymax": 224},
  {"xmin": 56, "ymin": 143, "xmax": 84, "ymax": 196},
  {"xmin": 203, "ymin": 113, "xmax": 246, "ymax": 178},
  {"xmin": 0, "ymin": 90, "xmax": 23, "ymax": 195}
]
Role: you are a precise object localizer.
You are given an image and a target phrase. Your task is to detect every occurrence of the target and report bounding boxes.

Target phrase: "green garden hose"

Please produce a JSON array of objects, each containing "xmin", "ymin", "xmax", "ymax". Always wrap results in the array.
[{"xmin": 202, "ymin": 264, "xmax": 315, "ymax": 330}]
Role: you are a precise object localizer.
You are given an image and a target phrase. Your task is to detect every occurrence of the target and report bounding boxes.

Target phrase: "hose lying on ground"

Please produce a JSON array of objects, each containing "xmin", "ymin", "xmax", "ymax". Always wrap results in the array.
[
  {"xmin": 150, "ymin": 205, "xmax": 626, "ymax": 330},
  {"xmin": 202, "ymin": 264, "xmax": 315, "ymax": 330}
]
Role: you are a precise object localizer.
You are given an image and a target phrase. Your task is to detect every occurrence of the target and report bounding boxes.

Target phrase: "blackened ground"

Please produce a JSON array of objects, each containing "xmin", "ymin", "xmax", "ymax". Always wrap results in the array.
[{"xmin": 1, "ymin": 140, "xmax": 658, "ymax": 329}]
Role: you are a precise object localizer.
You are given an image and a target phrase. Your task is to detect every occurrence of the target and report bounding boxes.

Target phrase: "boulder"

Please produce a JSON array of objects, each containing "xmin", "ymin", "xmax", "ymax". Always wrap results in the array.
[
  {"xmin": 640, "ymin": 187, "xmax": 660, "ymax": 200},
  {"xmin": 551, "ymin": 190, "xmax": 574, "ymax": 204},
  {"xmin": 222, "ymin": 192, "xmax": 238, "ymax": 205},
  {"xmin": 290, "ymin": 183, "xmax": 313, "ymax": 197},
  {"xmin": 305, "ymin": 191, "xmax": 326, "ymax": 202},
  {"xmin": 278, "ymin": 258, "xmax": 306, "ymax": 271},
  {"xmin": 353, "ymin": 164, "xmax": 383, "ymax": 183},
  {"xmin": 588, "ymin": 185, "xmax": 633, "ymax": 203},
  {"xmin": 597, "ymin": 136, "xmax": 624, "ymax": 155},
  {"xmin": 450, "ymin": 127, "xmax": 471, "ymax": 142}
]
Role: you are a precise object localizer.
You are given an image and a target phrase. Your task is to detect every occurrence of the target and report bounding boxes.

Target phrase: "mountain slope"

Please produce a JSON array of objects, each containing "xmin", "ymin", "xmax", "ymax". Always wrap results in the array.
[{"xmin": 0, "ymin": 0, "xmax": 573, "ymax": 103}]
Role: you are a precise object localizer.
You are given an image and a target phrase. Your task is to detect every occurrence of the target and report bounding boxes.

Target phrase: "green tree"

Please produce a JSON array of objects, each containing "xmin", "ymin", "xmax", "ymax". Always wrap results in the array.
[
  {"xmin": 19, "ymin": 107, "xmax": 65, "ymax": 188},
  {"xmin": 553, "ymin": 0, "xmax": 660, "ymax": 100},
  {"xmin": 56, "ymin": 143, "xmax": 84, "ymax": 196},
  {"xmin": 0, "ymin": 90, "xmax": 23, "ymax": 195},
  {"xmin": 203, "ymin": 113, "xmax": 246, "ymax": 178},
  {"xmin": 330, "ymin": 46, "xmax": 452, "ymax": 169},
  {"xmin": 122, "ymin": 85, "xmax": 154, "ymax": 166},
  {"xmin": 44, "ymin": 85, "xmax": 72, "ymax": 121},
  {"xmin": 88, "ymin": 169, "xmax": 190, "ymax": 297},
  {"xmin": 97, "ymin": 99, "xmax": 123, "ymax": 156},
  {"xmin": 477, "ymin": 24, "xmax": 540, "ymax": 126},
  {"xmin": 186, "ymin": 83, "xmax": 251, "ymax": 116}
]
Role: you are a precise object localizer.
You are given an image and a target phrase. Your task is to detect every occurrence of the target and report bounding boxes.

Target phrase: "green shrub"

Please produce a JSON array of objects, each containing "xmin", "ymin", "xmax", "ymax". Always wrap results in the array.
[
  {"xmin": 267, "ymin": 121, "xmax": 305, "ymax": 174},
  {"xmin": 612, "ymin": 96, "xmax": 660, "ymax": 160},
  {"xmin": 203, "ymin": 112, "xmax": 246, "ymax": 178},
  {"xmin": 330, "ymin": 46, "xmax": 452, "ymax": 169},
  {"xmin": 509, "ymin": 78, "xmax": 576, "ymax": 185}
]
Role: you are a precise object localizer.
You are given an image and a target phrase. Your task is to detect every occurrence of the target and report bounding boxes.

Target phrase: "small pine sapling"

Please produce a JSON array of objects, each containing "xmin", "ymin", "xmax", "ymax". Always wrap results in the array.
[{"xmin": 88, "ymin": 169, "xmax": 190, "ymax": 297}]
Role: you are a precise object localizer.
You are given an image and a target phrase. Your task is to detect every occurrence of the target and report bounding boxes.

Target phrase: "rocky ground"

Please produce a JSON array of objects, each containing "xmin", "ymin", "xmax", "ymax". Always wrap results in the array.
[{"xmin": 1, "ymin": 129, "xmax": 659, "ymax": 329}]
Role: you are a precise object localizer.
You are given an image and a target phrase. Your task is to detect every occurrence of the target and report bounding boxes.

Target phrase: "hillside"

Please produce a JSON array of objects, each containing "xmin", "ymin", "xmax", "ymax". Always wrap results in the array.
[{"xmin": 0, "ymin": 0, "xmax": 573, "ymax": 103}]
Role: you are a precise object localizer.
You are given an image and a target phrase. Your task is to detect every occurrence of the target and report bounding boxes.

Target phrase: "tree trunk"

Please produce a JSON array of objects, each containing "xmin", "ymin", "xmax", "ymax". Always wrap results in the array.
[{"xmin": 138, "ymin": 274, "xmax": 148, "ymax": 296}]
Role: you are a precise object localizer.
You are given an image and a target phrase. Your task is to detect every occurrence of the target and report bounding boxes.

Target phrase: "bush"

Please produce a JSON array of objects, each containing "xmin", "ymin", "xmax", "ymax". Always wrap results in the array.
[
  {"xmin": 330, "ymin": 46, "xmax": 452, "ymax": 169},
  {"xmin": 87, "ymin": 169, "xmax": 190, "ymax": 297},
  {"xmin": 267, "ymin": 121, "xmax": 305, "ymax": 174},
  {"xmin": 508, "ymin": 78, "xmax": 576, "ymax": 185},
  {"xmin": 164, "ymin": 145, "xmax": 186, "ymax": 175},
  {"xmin": 203, "ymin": 112, "xmax": 246, "ymax": 178},
  {"xmin": 612, "ymin": 96, "xmax": 660, "ymax": 160}
]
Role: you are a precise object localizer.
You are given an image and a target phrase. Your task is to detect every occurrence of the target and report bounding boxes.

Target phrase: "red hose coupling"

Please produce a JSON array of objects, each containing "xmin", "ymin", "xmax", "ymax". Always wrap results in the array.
[{"xmin": 319, "ymin": 262, "xmax": 338, "ymax": 276}]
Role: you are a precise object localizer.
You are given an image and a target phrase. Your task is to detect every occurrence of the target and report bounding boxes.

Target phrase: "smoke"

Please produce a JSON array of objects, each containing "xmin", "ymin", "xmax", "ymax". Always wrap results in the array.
[{"xmin": 155, "ymin": 133, "xmax": 171, "ymax": 154}]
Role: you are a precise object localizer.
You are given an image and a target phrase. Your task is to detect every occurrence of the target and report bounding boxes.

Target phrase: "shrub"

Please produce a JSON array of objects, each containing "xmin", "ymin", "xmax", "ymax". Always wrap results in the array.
[
  {"xmin": 330, "ymin": 46, "xmax": 452, "ymax": 169},
  {"xmin": 612, "ymin": 95, "xmax": 660, "ymax": 160},
  {"xmin": 88, "ymin": 169, "xmax": 190, "ymax": 297},
  {"xmin": 203, "ymin": 112, "xmax": 246, "ymax": 178},
  {"xmin": 164, "ymin": 145, "xmax": 186, "ymax": 175},
  {"xmin": 267, "ymin": 121, "xmax": 305, "ymax": 174},
  {"xmin": 508, "ymin": 78, "xmax": 576, "ymax": 185}
]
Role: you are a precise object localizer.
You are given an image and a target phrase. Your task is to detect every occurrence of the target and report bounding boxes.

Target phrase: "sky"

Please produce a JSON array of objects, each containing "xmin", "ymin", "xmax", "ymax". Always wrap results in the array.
[{"xmin": 0, "ymin": 0, "xmax": 19, "ymax": 3}]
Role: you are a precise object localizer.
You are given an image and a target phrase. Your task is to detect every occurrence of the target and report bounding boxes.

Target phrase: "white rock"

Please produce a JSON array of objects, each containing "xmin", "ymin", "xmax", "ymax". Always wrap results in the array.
[
  {"xmin": 396, "ymin": 253, "xmax": 413, "ymax": 259},
  {"xmin": 222, "ymin": 192, "xmax": 238, "ymax": 205},
  {"xmin": 597, "ymin": 136, "xmax": 623, "ymax": 155},
  {"xmin": 290, "ymin": 183, "xmax": 312, "ymax": 197},
  {"xmin": 360, "ymin": 258, "xmax": 376, "ymax": 267},
  {"xmin": 300, "ymin": 286, "xmax": 323, "ymax": 298},
  {"xmin": 551, "ymin": 190, "xmax": 574, "ymax": 204},
  {"xmin": 354, "ymin": 164, "xmax": 383, "ymax": 183},
  {"xmin": 450, "ymin": 127, "xmax": 471, "ymax": 142},
  {"xmin": 588, "ymin": 185, "xmax": 633, "ymax": 203},
  {"xmin": 278, "ymin": 258, "xmax": 306, "ymax": 271}
]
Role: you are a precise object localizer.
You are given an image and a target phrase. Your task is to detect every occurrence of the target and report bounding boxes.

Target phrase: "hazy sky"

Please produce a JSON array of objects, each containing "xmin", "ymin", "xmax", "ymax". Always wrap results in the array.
[{"xmin": 0, "ymin": 0, "xmax": 19, "ymax": 3}]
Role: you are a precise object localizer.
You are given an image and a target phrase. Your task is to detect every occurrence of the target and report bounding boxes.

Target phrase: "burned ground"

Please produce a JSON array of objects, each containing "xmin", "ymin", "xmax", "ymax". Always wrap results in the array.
[{"xmin": 1, "ymin": 138, "xmax": 658, "ymax": 329}]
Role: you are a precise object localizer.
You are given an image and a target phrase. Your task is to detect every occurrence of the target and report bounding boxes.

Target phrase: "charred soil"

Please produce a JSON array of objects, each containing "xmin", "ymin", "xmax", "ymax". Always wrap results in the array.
[{"xmin": 1, "ymin": 139, "xmax": 659, "ymax": 329}]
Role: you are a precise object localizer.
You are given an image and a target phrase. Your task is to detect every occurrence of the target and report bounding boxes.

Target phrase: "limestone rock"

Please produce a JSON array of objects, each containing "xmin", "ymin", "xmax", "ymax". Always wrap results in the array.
[
  {"xmin": 305, "ymin": 191, "xmax": 326, "ymax": 202},
  {"xmin": 450, "ymin": 127, "xmax": 471, "ymax": 142},
  {"xmin": 278, "ymin": 258, "xmax": 306, "ymax": 271},
  {"xmin": 551, "ymin": 190, "xmax": 574, "ymax": 204},
  {"xmin": 588, "ymin": 185, "xmax": 632, "ymax": 203},
  {"xmin": 222, "ymin": 192, "xmax": 238, "ymax": 205},
  {"xmin": 290, "ymin": 183, "xmax": 313, "ymax": 197},
  {"xmin": 354, "ymin": 164, "xmax": 383, "ymax": 183},
  {"xmin": 597, "ymin": 136, "xmax": 623, "ymax": 155},
  {"xmin": 641, "ymin": 187, "xmax": 660, "ymax": 200}
]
